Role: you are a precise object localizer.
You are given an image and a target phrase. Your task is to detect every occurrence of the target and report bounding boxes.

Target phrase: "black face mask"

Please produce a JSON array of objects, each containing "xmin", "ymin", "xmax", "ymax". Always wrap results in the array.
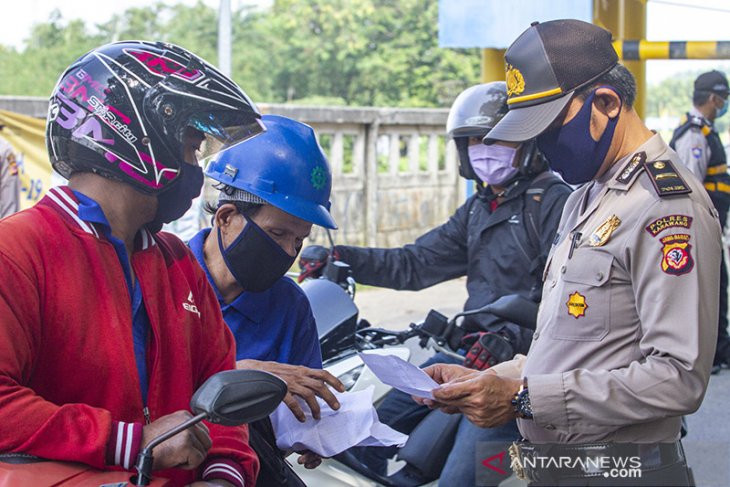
[
  {"xmin": 218, "ymin": 214, "xmax": 298, "ymax": 293},
  {"xmin": 148, "ymin": 163, "xmax": 204, "ymax": 233}
]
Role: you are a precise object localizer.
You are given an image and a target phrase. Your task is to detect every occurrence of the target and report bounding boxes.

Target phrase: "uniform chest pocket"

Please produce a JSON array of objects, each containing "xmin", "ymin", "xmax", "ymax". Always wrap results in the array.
[{"xmin": 550, "ymin": 250, "xmax": 613, "ymax": 341}]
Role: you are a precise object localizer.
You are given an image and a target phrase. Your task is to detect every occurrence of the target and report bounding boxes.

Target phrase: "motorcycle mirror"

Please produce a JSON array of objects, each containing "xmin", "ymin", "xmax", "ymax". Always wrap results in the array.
[
  {"xmin": 190, "ymin": 369, "xmax": 287, "ymax": 426},
  {"xmin": 133, "ymin": 370, "xmax": 286, "ymax": 486},
  {"xmin": 479, "ymin": 294, "xmax": 538, "ymax": 330}
]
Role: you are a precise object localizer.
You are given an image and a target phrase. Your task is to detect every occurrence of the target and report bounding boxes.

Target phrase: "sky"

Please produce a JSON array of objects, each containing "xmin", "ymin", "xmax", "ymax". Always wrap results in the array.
[{"xmin": 2, "ymin": 0, "xmax": 730, "ymax": 85}]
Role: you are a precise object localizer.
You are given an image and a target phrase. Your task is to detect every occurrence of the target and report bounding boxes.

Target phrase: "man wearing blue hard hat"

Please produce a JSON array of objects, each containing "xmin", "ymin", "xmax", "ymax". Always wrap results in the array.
[{"xmin": 188, "ymin": 114, "xmax": 344, "ymax": 480}]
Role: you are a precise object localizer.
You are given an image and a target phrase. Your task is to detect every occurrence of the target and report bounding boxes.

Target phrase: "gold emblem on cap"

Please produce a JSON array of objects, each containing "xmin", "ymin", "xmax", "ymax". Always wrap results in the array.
[
  {"xmin": 506, "ymin": 64, "xmax": 525, "ymax": 97},
  {"xmin": 653, "ymin": 161, "xmax": 666, "ymax": 169},
  {"xmin": 589, "ymin": 214, "xmax": 621, "ymax": 247}
]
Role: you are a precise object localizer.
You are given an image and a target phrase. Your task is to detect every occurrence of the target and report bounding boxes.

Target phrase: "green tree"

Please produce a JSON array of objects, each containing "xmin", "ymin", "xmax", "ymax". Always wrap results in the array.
[
  {"xmin": 238, "ymin": 0, "xmax": 480, "ymax": 106},
  {"xmin": 0, "ymin": 10, "xmax": 105, "ymax": 97},
  {"xmin": 646, "ymin": 69, "xmax": 730, "ymax": 139},
  {"xmin": 1, "ymin": 1, "xmax": 481, "ymax": 108}
]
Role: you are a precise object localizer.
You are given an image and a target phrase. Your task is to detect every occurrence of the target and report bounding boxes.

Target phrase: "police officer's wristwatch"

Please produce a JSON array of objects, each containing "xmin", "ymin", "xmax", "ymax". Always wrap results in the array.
[{"xmin": 511, "ymin": 377, "xmax": 533, "ymax": 419}]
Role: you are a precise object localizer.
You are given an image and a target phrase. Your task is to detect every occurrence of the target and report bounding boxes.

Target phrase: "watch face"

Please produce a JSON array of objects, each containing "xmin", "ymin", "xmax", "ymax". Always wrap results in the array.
[{"xmin": 517, "ymin": 389, "xmax": 533, "ymax": 419}]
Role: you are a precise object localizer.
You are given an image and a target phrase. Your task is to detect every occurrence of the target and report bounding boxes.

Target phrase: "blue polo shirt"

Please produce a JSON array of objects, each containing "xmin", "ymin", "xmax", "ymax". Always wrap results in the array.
[
  {"xmin": 189, "ymin": 228, "xmax": 322, "ymax": 368},
  {"xmin": 73, "ymin": 190, "xmax": 150, "ymax": 403}
]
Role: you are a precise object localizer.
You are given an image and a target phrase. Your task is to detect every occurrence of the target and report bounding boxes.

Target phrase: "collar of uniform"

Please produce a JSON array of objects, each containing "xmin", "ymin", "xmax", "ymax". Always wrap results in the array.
[
  {"xmin": 607, "ymin": 134, "xmax": 669, "ymax": 192},
  {"xmin": 41, "ymin": 186, "xmax": 156, "ymax": 251},
  {"xmin": 188, "ymin": 227, "xmax": 272, "ymax": 324}
]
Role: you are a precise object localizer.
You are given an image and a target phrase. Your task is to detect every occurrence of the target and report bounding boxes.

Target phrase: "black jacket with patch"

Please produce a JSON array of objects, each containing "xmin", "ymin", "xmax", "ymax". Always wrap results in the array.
[{"xmin": 336, "ymin": 172, "xmax": 572, "ymax": 354}]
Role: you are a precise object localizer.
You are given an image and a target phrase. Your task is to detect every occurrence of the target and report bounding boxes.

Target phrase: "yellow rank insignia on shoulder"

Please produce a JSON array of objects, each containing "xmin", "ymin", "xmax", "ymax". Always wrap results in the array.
[
  {"xmin": 589, "ymin": 215, "xmax": 621, "ymax": 247},
  {"xmin": 660, "ymin": 234, "xmax": 694, "ymax": 276},
  {"xmin": 566, "ymin": 291, "xmax": 588, "ymax": 319},
  {"xmin": 506, "ymin": 64, "xmax": 525, "ymax": 97}
]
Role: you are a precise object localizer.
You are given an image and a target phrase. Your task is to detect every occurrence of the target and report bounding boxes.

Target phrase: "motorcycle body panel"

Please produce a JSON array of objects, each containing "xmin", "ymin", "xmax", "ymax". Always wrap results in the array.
[{"xmin": 0, "ymin": 461, "xmax": 169, "ymax": 486}]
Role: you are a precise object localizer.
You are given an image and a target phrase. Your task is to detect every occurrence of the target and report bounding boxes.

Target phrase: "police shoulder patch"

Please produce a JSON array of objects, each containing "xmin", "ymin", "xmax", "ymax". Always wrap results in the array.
[
  {"xmin": 660, "ymin": 233, "xmax": 694, "ymax": 276},
  {"xmin": 645, "ymin": 214, "xmax": 693, "ymax": 237},
  {"xmin": 644, "ymin": 160, "xmax": 692, "ymax": 197}
]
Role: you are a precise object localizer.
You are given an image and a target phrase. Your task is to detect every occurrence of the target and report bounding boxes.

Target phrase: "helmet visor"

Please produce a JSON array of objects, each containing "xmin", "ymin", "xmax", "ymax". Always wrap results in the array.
[{"xmin": 188, "ymin": 111, "xmax": 266, "ymax": 163}]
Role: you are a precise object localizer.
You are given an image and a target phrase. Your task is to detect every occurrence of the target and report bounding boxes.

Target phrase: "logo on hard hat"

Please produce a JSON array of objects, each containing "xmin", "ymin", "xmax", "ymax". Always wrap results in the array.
[
  {"xmin": 310, "ymin": 166, "xmax": 326, "ymax": 190},
  {"xmin": 506, "ymin": 64, "xmax": 525, "ymax": 97}
]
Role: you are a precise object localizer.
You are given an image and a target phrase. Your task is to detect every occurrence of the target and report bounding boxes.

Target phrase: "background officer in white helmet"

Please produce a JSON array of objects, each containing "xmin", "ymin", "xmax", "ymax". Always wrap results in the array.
[{"xmin": 419, "ymin": 19, "xmax": 721, "ymax": 486}]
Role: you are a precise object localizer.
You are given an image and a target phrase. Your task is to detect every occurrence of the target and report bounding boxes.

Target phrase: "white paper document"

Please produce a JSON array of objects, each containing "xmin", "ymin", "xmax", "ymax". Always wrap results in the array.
[
  {"xmin": 358, "ymin": 351, "xmax": 439, "ymax": 399},
  {"xmin": 270, "ymin": 386, "xmax": 408, "ymax": 458}
]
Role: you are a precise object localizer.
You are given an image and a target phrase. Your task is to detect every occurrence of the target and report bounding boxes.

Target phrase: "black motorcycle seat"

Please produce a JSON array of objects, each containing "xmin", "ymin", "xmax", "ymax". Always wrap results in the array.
[{"xmin": 396, "ymin": 409, "xmax": 462, "ymax": 480}]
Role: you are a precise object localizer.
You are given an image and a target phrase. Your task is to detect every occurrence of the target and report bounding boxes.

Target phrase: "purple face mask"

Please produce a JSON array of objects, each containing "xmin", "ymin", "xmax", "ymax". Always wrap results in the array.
[{"xmin": 467, "ymin": 144, "xmax": 519, "ymax": 185}]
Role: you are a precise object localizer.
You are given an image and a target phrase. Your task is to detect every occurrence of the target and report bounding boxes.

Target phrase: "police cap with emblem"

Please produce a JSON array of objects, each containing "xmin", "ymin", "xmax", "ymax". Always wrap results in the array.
[
  {"xmin": 485, "ymin": 19, "xmax": 618, "ymax": 144},
  {"xmin": 694, "ymin": 70, "xmax": 729, "ymax": 98}
]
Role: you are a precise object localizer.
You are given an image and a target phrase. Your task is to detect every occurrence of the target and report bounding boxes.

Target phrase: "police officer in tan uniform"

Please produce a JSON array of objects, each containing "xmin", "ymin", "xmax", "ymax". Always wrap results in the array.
[
  {"xmin": 0, "ymin": 132, "xmax": 20, "ymax": 218},
  {"xmin": 417, "ymin": 19, "xmax": 721, "ymax": 486}
]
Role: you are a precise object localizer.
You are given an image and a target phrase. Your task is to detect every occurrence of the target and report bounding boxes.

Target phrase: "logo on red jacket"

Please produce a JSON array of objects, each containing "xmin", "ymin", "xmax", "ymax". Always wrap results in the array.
[{"xmin": 182, "ymin": 291, "xmax": 200, "ymax": 317}]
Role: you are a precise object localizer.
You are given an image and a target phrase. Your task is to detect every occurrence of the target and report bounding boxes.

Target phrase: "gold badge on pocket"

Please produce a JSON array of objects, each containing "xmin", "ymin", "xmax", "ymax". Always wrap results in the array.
[
  {"xmin": 589, "ymin": 215, "xmax": 621, "ymax": 247},
  {"xmin": 566, "ymin": 291, "xmax": 588, "ymax": 319}
]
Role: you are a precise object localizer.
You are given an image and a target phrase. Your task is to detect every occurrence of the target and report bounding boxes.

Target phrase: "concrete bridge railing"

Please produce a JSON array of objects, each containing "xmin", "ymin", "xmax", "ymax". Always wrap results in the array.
[{"xmin": 0, "ymin": 96, "xmax": 462, "ymax": 247}]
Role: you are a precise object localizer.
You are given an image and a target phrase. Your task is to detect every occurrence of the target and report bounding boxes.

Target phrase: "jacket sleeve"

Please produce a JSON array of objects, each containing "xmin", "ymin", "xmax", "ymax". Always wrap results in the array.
[
  {"xmin": 530, "ymin": 195, "xmax": 719, "ymax": 429},
  {"xmin": 192, "ymin": 255, "xmax": 259, "ymax": 487},
  {"xmin": 0, "ymin": 249, "xmax": 115, "ymax": 468},
  {"xmin": 335, "ymin": 198, "xmax": 473, "ymax": 290}
]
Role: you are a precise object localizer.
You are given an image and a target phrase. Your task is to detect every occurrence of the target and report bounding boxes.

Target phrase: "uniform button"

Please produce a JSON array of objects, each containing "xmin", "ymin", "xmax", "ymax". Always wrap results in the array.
[
  {"xmin": 560, "ymin": 266, "xmax": 566, "ymax": 274},
  {"xmin": 596, "ymin": 272, "xmax": 604, "ymax": 281},
  {"xmin": 533, "ymin": 332, "xmax": 539, "ymax": 340},
  {"xmin": 545, "ymin": 424, "xmax": 556, "ymax": 430},
  {"xmin": 550, "ymin": 280, "xmax": 557, "ymax": 288}
]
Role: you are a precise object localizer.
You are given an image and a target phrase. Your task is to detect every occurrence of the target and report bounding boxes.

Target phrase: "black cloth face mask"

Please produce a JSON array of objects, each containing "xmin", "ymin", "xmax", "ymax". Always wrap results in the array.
[
  {"xmin": 148, "ymin": 162, "xmax": 204, "ymax": 233},
  {"xmin": 217, "ymin": 214, "xmax": 297, "ymax": 293}
]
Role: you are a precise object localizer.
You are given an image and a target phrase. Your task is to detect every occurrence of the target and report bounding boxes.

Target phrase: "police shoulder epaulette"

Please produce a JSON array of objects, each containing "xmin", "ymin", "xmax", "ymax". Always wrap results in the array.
[
  {"xmin": 643, "ymin": 159, "xmax": 692, "ymax": 197},
  {"xmin": 687, "ymin": 114, "xmax": 706, "ymax": 127},
  {"xmin": 615, "ymin": 151, "xmax": 647, "ymax": 184},
  {"xmin": 687, "ymin": 114, "xmax": 712, "ymax": 136}
]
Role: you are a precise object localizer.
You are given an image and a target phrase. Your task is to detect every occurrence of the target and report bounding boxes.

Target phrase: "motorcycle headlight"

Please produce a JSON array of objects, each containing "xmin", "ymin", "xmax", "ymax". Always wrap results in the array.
[{"xmin": 338, "ymin": 364, "xmax": 365, "ymax": 391}]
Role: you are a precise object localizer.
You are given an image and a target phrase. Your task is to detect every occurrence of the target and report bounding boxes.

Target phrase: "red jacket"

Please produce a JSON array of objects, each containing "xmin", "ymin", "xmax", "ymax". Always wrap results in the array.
[{"xmin": 0, "ymin": 186, "xmax": 258, "ymax": 486}]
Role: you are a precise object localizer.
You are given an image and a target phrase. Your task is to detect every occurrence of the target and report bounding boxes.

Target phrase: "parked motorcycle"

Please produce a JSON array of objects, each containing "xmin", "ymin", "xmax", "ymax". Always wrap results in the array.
[
  {"xmin": 0, "ymin": 369, "xmax": 287, "ymax": 486},
  {"xmin": 293, "ymin": 255, "xmax": 536, "ymax": 487}
]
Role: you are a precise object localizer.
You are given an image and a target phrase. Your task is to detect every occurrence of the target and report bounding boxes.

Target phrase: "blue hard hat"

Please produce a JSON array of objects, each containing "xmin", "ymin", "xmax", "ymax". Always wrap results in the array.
[{"xmin": 206, "ymin": 114, "xmax": 337, "ymax": 229}]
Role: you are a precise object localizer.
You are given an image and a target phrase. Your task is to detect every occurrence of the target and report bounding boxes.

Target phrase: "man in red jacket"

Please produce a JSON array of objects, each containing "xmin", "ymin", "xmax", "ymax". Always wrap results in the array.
[{"xmin": 0, "ymin": 41, "xmax": 266, "ymax": 486}]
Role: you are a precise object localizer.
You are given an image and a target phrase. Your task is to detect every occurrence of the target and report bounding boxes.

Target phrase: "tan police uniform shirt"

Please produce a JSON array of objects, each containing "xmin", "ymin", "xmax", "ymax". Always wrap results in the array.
[
  {"xmin": 518, "ymin": 134, "xmax": 721, "ymax": 444},
  {"xmin": 0, "ymin": 137, "xmax": 20, "ymax": 219}
]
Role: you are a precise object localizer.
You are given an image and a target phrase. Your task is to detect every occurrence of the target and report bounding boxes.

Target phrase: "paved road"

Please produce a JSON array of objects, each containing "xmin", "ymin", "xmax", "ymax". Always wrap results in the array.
[{"xmin": 356, "ymin": 279, "xmax": 730, "ymax": 486}]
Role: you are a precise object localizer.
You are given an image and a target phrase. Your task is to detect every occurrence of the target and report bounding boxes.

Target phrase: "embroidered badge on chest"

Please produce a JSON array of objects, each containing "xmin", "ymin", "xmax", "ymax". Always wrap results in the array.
[
  {"xmin": 589, "ymin": 215, "xmax": 621, "ymax": 247},
  {"xmin": 566, "ymin": 291, "xmax": 588, "ymax": 319},
  {"xmin": 660, "ymin": 234, "xmax": 694, "ymax": 275}
]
